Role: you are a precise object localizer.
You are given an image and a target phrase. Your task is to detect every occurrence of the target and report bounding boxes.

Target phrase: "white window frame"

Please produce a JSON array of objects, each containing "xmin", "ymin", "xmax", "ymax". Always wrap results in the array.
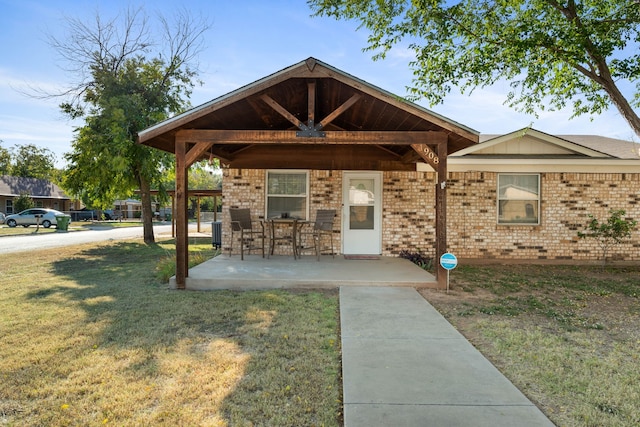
[
  {"xmin": 497, "ymin": 173, "xmax": 540, "ymax": 225},
  {"xmin": 5, "ymin": 199, "xmax": 13, "ymax": 214},
  {"xmin": 265, "ymin": 170, "xmax": 309, "ymax": 220}
]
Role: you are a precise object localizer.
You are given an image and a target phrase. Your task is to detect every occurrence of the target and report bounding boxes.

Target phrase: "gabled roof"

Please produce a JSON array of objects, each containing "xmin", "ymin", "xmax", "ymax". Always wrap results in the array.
[
  {"xmin": 0, "ymin": 175, "xmax": 69, "ymax": 199},
  {"xmin": 466, "ymin": 127, "xmax": 638, "ymax": 159},
  {"xmin": 556, "ymin": 135, "xmax": 640, "ymax": 159},
  {"xmin": 138, "ymin": 57, "xmax": 479, "ymax": 170}
]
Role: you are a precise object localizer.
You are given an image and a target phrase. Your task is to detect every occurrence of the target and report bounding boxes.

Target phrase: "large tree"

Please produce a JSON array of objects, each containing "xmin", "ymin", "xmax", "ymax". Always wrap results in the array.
[
  {"xmin": 0, "ymin": 141, "xmax": 56, "ymax": 179},
  {"xmin": 51, "ymin": 7, "xmax": 210, "ymax": 243},
  {"xmin": 10, "ymin": 144, "xmax": 56, "ymax": 179},
  {"xmin": 310, "ymin": 0, "xmax": 640, "ymax": 136}
]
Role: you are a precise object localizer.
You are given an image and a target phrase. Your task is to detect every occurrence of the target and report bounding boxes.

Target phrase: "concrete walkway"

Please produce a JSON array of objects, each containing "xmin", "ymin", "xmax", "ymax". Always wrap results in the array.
[{"xmin": 340, "ymin": 287, "xmax": 555, "ymax": 427}]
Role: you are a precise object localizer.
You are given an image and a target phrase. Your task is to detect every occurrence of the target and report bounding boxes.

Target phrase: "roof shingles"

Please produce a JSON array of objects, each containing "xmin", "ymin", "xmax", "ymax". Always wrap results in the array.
[{"xmin": 0, "ymin": 175, "xmax": 69, "ymax": 199}]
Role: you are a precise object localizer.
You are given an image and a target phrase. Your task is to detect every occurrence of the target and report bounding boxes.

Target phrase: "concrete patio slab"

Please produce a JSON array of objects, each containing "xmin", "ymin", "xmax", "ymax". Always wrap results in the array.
[
  {"xmin": 340, "ymin": 286, "xmax": 554, "ymax": 427},
  {"xmin": 171, "ymin": 254, "xmax": 436, "ymax": 290}
]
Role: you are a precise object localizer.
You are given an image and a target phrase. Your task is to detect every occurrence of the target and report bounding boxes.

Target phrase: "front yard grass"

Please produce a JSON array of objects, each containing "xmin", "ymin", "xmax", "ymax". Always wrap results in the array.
[
  {"xmin": 0, "ymin": 240, "xmax": 341, "ymax": 426},
  {"xmin": 421, "ymin": 264, "xmax": 640, "ymax": 427}
]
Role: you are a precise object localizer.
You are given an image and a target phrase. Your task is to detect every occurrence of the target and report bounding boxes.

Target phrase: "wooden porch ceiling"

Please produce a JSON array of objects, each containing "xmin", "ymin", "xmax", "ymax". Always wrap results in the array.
[{"xmin": 138, "ymin": 58, "xmax": 479, "ymax": 170}]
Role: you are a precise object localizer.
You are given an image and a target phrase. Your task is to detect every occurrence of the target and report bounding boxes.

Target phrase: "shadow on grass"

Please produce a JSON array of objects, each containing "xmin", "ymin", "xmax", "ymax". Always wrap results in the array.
[{"xmin": 17, "ymin": 241, "xmax": 341, "ymax": 425}]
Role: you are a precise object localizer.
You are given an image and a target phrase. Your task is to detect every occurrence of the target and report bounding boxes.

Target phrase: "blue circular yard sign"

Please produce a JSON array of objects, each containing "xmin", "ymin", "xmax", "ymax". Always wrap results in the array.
[{"xmin": 440, "ymin": 252, "xmax": 458, "ymax": 270}]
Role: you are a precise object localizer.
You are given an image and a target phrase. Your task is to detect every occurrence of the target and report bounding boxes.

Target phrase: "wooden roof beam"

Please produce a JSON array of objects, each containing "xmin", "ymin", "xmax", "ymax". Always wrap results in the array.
[
  {"xmin": 318, "ymin": 93, "xmax": 361, "ymax": 130},
  {"xmin": 185, "ymin": 141, "xmax": 214, "ymax": 167},
  {"xmin": 260, "ymin": 94, "xmax": 305, "ymax": 130},
  {"xmin": 308, "ymin": 80, "xmax": 316, "ymax": 127},
  {"xmin": 176, "ymin": 129, "xmax": 449, "ymax": 146}
]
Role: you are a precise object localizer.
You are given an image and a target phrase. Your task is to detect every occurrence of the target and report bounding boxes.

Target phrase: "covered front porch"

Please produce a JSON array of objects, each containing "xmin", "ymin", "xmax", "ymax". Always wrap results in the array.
[
  {"xmin": 170, "ymin": 254, "xmax": 436, "ymax": 290},
  {"xmin": 139, "ymin": 57, "xmax": 479, "ymax": 290}
]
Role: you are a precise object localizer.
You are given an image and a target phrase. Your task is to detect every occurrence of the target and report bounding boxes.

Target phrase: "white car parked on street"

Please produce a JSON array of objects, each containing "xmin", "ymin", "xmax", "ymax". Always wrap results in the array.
[{"xmin": 4, "ymin": 208, "xmax": 70, "ymax": 228}]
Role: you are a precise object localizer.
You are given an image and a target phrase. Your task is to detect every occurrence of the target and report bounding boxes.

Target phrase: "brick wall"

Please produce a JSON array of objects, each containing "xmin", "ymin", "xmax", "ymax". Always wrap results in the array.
[
  {"xmin": 446, "ymin": 171, "xmax": 640, "ymax": 262},
  {"xmin": 382, "ymin": 171, "xmax": 436, "ymax": 256},
  {"xmin": 222, "ymin": 168, "xmax": 640, "ymax": 262}
]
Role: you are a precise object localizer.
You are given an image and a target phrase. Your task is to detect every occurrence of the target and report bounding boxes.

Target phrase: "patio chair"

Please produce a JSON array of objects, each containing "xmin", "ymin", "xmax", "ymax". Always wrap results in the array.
[
  {"xmin": 229, "ymin": 208, "xmax": 265, "ymax": 260},
  {"xmin": 297, "ymin": 209, "xmax": 335, "ymax": 260}
]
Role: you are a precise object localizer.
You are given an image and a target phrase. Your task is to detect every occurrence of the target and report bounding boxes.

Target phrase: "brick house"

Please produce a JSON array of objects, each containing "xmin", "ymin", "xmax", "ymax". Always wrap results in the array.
[
  {"xmin": 222, "ymin": 126, "xmax": 640, "ymax": 263},
  {"xmin": 139, "ymin": 58, "xmax": 639, "ymax": 287},
  {"xmin": 433, "ymin": 128, "xmax": 640, "ymax": 262}
]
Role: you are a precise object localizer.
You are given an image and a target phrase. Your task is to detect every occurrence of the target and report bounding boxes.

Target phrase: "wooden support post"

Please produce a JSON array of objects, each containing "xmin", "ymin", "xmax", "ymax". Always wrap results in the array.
[
  {"xmin": 171, "ymin": 195, "xmax": 175, "ymax": 238},
  {"xmin": 175, "ymin": 140, "xmax": 189, "ymax": 289},
  {"xmin": 197, "ymin": 195, "xmax": 201, "ymax": 233},
  {"xmin": 409, "ymin": 135, "xmax": 449, "ymax": 289},
  {"xmin": 435, "ymin": 141, "xmax": 448, "ymax": 289}
]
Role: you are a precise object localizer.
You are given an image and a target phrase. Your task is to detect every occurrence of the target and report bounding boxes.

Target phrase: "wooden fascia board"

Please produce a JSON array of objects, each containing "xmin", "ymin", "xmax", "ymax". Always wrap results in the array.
[{"xmin": 175, "ymin": 129, "xmax": 449, "ymax": 145}]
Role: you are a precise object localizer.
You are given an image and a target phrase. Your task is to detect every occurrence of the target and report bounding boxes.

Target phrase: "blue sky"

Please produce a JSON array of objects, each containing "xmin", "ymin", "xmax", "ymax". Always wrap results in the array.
[{"xmin": 0, "ymin": 0, "xmax": 636, "ymax": 167}]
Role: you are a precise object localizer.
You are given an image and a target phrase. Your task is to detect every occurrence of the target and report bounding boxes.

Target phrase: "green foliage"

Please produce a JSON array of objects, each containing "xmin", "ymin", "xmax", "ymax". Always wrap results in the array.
[
  {"xmin": 310, "ymin": 0, "xmax": 640, "ymax": 135},
  {"xmin": 578, "ymin": 209, "xmax": 638, "ymax": 262},
  {"xmin": 0, "ymin": 141, "xmax": 10, "ymax": 175},
  {"xmin": 9, "ymin": 144, "xmax": 56, "ymax": 179},
  {"xmin": 0, "ymin": 142, "xmax": 56, "ymax": 180},
  {"xmin": 13, "ymin": 193, "xmax": 34, "ymax": 212}
]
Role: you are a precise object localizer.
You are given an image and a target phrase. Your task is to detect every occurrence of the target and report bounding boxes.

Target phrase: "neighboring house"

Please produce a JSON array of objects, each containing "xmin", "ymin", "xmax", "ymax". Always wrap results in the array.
[
  {"xmin": 0, "ymin": 175, "xmax": 71, "ymax": 214},
  {"xmin": 113, "ymin": 199, "xmax": 142, "ymax": 219},
  {"xmin": 138, "ymin": 57, "xmax": 640, "ymax": 290},
  {"xmin": 437, "ymin": 128, "xmax": 640, "ymax": 262}
]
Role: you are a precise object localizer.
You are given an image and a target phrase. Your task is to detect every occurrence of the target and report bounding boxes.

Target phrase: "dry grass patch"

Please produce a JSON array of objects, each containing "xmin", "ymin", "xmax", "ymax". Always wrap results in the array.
[
  {"xmin": 421, "ymin": 264, "xmax": 640, "ymax": 427},
  {"xmin": 0, "ymin": 240, "xmax": 341, "ymax": 426}
]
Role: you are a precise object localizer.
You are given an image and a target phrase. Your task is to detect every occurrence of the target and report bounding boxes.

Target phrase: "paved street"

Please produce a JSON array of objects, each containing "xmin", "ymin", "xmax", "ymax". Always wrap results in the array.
[{"xmin": 0, "ymin": 224, "xmax": 189, "ymax": 254}]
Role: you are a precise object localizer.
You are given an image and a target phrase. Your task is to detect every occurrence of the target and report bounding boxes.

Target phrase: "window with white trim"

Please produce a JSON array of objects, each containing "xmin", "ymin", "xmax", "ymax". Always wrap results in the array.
[
  {"xmin": 497, "ymin": 174, "xmax": 540, "ymax": 225},
  {"xmin": 266, "ymin": 171, "xmax": 309, "ymax": 220},
  {"xmin": 5, "ymin": 200, "xmax": 13, "ymax": 214}
]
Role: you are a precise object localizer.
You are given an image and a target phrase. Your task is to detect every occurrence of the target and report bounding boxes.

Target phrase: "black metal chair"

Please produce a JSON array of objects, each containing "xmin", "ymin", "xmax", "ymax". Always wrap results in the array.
[
  {"xmin": 297, "ymin": 209, "xmax": 336, "ymax": 260},
  {"xmin": 229, "ymin": 208, "xmax": 265, "ymax": 260}
]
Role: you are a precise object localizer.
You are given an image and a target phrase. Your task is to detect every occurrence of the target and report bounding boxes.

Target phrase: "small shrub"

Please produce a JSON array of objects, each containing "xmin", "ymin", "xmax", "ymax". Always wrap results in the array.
[
  {"xmin": 14, "ymin": 193, "xmax": 34, "ymax": 213},
  {"xmin": 578, "ymin": 209, "xmax": 637, "ymax": 263}
]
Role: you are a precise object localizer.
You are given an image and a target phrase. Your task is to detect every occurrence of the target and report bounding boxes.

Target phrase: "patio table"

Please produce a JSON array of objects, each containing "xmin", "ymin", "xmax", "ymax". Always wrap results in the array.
[{"xmin": 267, "ymin": 218, "xmax": 308, "ymax": 259}]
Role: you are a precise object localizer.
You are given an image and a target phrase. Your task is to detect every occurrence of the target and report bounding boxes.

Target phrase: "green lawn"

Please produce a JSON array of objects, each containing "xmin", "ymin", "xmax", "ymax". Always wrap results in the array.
[{"xmin": 0, "ymin": 240, "xmax": 341, "ymax": 426}]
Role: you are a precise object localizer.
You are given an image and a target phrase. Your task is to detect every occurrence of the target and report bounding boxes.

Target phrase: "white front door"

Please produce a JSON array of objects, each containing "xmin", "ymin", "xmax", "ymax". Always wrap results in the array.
[{"xmin": 342, "ymin": 172, "xmax": 382, "ymax": 255}]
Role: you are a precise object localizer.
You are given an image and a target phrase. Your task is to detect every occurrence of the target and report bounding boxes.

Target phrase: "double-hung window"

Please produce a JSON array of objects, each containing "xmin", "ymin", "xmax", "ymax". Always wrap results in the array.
[
  {"xmin": 497, "ymin": 174, "xmax": 540, "ymax": 225},
  {"xmin": 266, "ymin": 170, "xmax": 309, "ymax": 220}
]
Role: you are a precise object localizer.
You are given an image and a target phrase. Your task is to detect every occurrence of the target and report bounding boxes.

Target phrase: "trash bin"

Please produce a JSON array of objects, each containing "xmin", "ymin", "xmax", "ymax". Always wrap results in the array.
[
  {"xmin": 212, "ymin": 221, "xmax": 222, "ymax": 248},
  {"xmin": 55, "ymin": 215, "xmax": 70, "ymax": 232}
]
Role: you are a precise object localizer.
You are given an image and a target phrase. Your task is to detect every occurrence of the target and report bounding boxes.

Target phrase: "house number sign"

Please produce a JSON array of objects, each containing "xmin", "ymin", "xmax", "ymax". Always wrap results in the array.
[{"xmin": 412, "ymin": 144, "xmax": 440, "ymax": 165}]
